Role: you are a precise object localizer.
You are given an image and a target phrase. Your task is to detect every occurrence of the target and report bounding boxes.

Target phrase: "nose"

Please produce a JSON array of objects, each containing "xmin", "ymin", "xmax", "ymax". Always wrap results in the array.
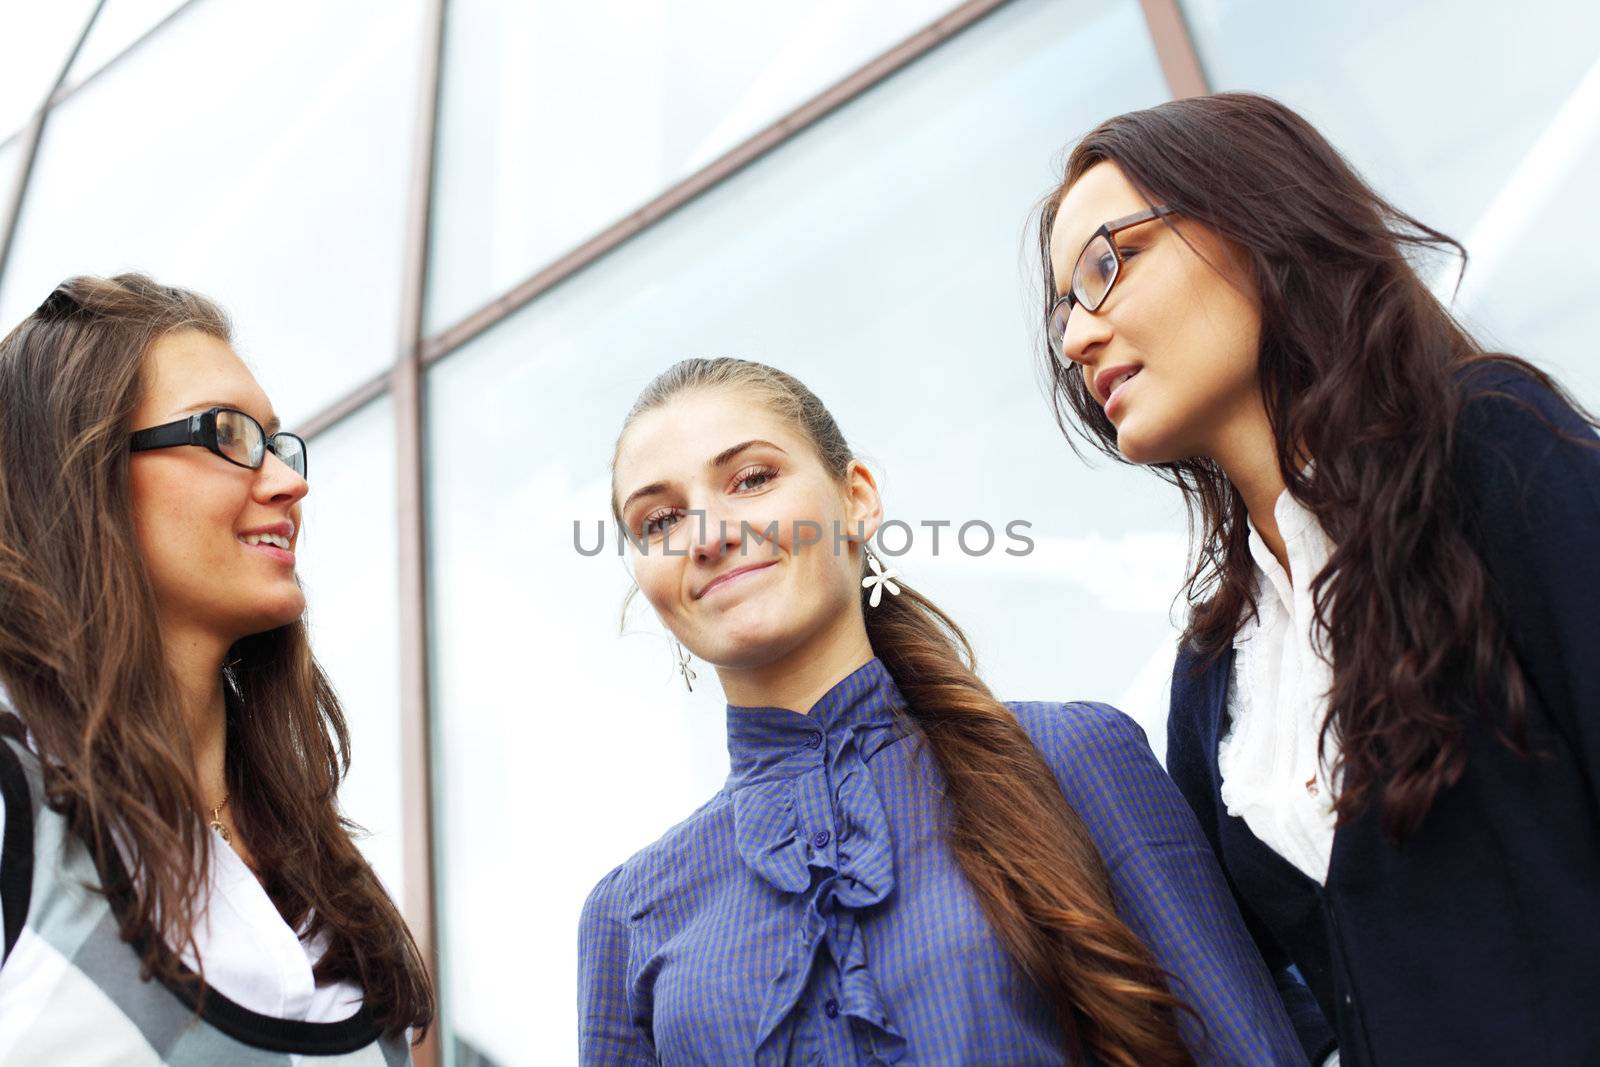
[
  {"xmin": 1058, "ymin": 298, "xmax": 1113, "ymax": 370},
  {"xmin": 688, "ymin": 504, "xmax": 741, "ymax": 567},
  {"xmin": 253, "ymin": 450, "xmax": 310, "ymax": 507}
]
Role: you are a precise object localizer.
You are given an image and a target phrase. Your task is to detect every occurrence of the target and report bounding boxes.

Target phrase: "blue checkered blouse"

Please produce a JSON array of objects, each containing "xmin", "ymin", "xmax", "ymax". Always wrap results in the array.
[{"xmin": 579, "ymin": 658, "xmax": 1304, "ymax": 1065}]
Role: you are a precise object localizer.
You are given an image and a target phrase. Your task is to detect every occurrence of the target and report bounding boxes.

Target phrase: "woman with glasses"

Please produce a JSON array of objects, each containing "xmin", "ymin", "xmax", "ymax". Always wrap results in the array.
[
  {"xmin": 1036, "ymin": 93, "xmax": 1600, "ymax": 1067},
  {"xmin": 579, "ymin": 357, "xmax": 1306, "ymax": 1065},
  {"xmin": 0, "ymin": 274, "xmax": 431, "ymax": 1062}
]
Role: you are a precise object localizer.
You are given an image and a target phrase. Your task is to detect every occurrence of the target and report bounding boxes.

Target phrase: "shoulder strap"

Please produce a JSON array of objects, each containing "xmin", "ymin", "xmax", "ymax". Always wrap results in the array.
[{"xmin": 0, "ymin": 728, "xmax": 37, "ymax": 963}]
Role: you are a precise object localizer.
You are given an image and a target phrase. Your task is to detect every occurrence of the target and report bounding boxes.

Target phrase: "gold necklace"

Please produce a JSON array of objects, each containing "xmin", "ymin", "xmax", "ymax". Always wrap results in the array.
[{"xmin": 209, "ymin": 793, "xmax": 232, "ymax": 844}]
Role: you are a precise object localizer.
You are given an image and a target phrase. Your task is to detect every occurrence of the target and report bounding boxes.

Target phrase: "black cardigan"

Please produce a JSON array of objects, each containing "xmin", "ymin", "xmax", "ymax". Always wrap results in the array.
[{"xmin": 1166, "ymin": 365, "xmax": 1600, "ymax": 1066}]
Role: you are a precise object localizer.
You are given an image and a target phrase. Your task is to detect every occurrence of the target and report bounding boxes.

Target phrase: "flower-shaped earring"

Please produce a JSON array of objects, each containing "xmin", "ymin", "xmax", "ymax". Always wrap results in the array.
[
  {"xmin": 861, "ymin": 548, "xmax": 901, "ymax": 608},
  {"xmin": 673, "ymin": 639, "xmax": 698, "ymax": 692}
]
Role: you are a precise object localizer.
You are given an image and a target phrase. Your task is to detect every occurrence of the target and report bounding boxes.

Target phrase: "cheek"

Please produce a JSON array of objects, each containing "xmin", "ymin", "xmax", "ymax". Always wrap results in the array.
[
  {"xmin": 1185, "ymin": 297, "xmax": 1260, "ymax": 403},
  {"xmin": 1109, "ymin": 305, "xmax": 1260, "ymax": 463},
  {"xmin": 128, "ymin": 467, "xmax": 189, "ymax": 573},
  {"xmin": 631, "ymin": 553, "xmax": 681, "ymax": 616},
  {"xmin": 1141, "ymin": 283, "xmax": 1258, "ymax": 401},
  {"xmin": 1187, "ymin": 256, "xmax": 1261, "ymax": 371},
  {"xmin": 129, "ymin": 466, "xmax": 243, "ymax": 577},
  {"xmin": 783, "ymin": 510, "xmax": 858, "ymax": 602}
]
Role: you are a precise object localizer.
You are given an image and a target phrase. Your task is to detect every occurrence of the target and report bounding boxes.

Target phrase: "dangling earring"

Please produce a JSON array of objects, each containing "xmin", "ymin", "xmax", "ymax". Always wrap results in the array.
[
  {"xmin": 673, "ymin": 639, "xmax": 698, "ymax": 692},
  {"xmin": 861, "ymin": 546, "xmax": 901, "ymax": 608}
]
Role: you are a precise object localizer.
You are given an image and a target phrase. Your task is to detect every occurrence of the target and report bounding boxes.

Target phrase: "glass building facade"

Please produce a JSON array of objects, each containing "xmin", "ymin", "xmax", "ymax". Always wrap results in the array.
[{"xmin": 1, "ymin": 2, "xmax": 1596, "ymax": 1062}]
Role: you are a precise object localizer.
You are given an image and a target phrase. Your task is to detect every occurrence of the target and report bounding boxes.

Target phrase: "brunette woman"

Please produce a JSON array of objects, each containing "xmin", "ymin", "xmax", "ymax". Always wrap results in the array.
[
  {"xmin": 1037, "ymin": 92, "xmax": 1600, "ymax": 1066},
  {"xmin": 0, "ymin": 274, "xmax": 432, "ymax": 1062},
  {"xmin": 579, "ymin": 357, "xmax": 1305, "ymax": 1065}
]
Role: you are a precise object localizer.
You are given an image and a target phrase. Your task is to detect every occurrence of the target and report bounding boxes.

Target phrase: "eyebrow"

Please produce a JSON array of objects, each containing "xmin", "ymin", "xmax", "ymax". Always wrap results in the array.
[
  {"xmin": 173, "ymin": 401, "xmax": 281, "ymax": 434},
  {"xmin": 619, "ymin": 438, "xmax": 788, "ymax": 514}
]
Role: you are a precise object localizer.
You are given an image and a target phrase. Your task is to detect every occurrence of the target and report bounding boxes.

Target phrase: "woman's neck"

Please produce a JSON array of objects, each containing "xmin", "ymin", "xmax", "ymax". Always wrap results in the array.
[
  {"xmin": 1211, "ymin": 406, "xmax": 1292, "ymax": 581},
  {"xmin": 163, "ymin": 624, "xmax": 231, "ymax": 805},
  {"xmin": 716, "ymin": 614, "xmax": 875, "ymax": 715}
]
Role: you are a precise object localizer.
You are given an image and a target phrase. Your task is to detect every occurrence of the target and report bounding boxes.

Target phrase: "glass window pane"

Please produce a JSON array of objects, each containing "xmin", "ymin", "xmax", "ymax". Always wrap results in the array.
[
  {"xmin": 297, "ymin": 396, "xmax": 405, "ymax": 899},
  {"xmin": 63, "ymin": 0, "xmax": 191, "ymax": 89},
  {"xmin": 0, "ymin": 0, "xmax": 427, "ymax": 429},
  {"xmin": 425, "ymin": 1, "xmax": 1171, "ymax": 1061},
  {"xmin": 0, "ymin": 1, "xmax": 96, "ymax": 141},
  {"xmin": 1184, "ymin": 0, "xmax": 1600, "ymax": 408},
  {"xmin": 426, "ymin": 0, "xmax": 961, "ymax": 333}
]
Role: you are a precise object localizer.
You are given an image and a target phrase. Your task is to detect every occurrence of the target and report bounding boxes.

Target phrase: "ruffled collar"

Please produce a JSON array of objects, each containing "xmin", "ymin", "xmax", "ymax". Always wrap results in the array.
[
  {"xmin": 724, "ymin": 657, "xmax": 907, "ymax": 790},
  {"xmin": 722, "ymin": 657, "xmax": 912, "ymax": 1062}
]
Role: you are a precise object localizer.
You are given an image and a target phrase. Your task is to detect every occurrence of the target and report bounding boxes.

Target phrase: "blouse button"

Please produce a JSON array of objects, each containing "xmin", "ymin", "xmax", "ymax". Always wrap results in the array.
[
  {"xmin": 824, "ymin": 997, "xmax": 840, "ymax": 1019},
  {"xmin": 812, "ymin": 830, "xmax": 831, "ymax": 848},
  {"xmin": 804, "ymin": 734, "xmax": 822, "ymax": 750}
]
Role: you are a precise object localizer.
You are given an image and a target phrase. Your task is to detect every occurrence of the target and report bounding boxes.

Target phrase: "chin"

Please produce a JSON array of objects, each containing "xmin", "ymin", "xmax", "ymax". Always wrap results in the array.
[
  {"xmin": 698, "ymin": 633, "xmax": 789, "ymax": 673},
  {"xmin": 1114, "ymin": 421, "xmax": 1178, "ymax": 466},
  {"xmin": 242, "ymin": 591, "xmax": 308, "ymax": 636},
  {"xmin": 694, "ymin": 616, "xmax": 810, "ymax": 673}
]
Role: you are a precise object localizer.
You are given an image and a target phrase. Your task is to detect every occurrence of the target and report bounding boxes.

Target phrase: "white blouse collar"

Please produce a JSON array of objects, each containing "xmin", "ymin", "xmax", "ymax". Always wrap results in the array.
[{"xmin": 1244, "ymin": 488, "xmax": 1329, "ymax": 611}]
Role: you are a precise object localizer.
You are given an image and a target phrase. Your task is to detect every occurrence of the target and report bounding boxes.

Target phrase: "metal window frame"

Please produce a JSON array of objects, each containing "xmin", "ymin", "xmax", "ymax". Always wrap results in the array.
[
  {"xmin": 0, "ymin": 2, "xmax": 1208, "ymax": 1063},
  {"xmin": 0, "ymin": 0, "xmax": 1214, "ymax": 389},
  {"xmin": 1138, "ymin": 0, "xmax": 1209, "ymax": 99},
  {"xmin": 394, "ymin": 1, "xmax": 447, "ymax": 1063},
  {"xmin": 0, "ymin": 1, "xmax": 107, "ymax": 290},
  {"xmin": 421, "ymin": 0, "xmax": 1018, "ymax": 366},
  {"xmin": 0, "ymin": 0, "xmax": 215, "ymax": 286}
]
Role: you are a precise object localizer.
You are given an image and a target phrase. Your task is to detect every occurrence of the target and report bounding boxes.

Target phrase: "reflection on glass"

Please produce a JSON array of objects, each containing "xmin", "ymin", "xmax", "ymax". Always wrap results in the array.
[
  {"xmin": 426, "ymin": 0, "xmax": 959, "ymax": 332},
  {"xmin": 297, "ymin": 396, "xmax": 405, "ymax": 899},
  {"xmin": 0, "ymin": 2, "xmax": 96, "ymax": 141},
  {"xmin": 1183, "ymin": 0, "xmax": 1600, "ymax": 406},
  {"xmin": 0, "ymin": 0, "xmax": 426, "ymax": 428},
  {"xmin": 426, "ymin": 1, "xmax": 1171, "ymax": 1061}
]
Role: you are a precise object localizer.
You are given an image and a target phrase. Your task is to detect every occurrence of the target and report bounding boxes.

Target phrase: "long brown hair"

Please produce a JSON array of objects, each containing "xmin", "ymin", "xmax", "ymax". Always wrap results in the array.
[
  {"xmin": 1035, "ymin": 92, "xmax": 1597, "ymax": 838},
  {"xmin": 614, "ymin": 358, "xmax": 1195, "ymax": 1067},
  {"xmin": 0, "ymin": 274, "xmax": 432, "ymax": 1036}
]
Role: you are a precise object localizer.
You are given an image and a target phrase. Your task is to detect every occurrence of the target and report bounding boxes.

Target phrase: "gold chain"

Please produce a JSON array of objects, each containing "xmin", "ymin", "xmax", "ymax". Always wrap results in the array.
[{"xmin": 208, "ymin": 792, "xmax": 232, "ymax": 844}]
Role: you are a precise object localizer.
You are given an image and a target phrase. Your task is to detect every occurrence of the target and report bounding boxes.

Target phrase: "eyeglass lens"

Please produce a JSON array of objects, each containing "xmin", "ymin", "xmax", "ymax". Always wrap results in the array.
[
  {"xmin": 1049, "ymin": 232, "xmax": 1119, "ymax": 359},
  {"xmin": 270, "ymin": 434, "xmax": 306, "ymax": 478},
  {"xmin": 1073, "ymin": 233, "xmax": 1118, "ymax": 312},
  {"xmin": 1048, "ymin": 298, "xmax": 1073, "ymax": 358},
  {"xmin": 214, "ymin": 409, "xmax": 266, "ymax": 469},
  {"xmin": 214, "ymin": 410, "xmax": 306, "ymax": 477}
]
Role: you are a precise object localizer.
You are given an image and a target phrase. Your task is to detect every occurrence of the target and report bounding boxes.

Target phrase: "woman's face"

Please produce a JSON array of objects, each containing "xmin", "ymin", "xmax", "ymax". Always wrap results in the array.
[
  {"xmin": 1049, "ymin": 161, "xmax": 1264, "ymax": 465},
  {"xmin": 128, "ymin": 329, "xmax": 309, "ymax": 646},
  {"xmin": 614, "ymin": 388, "xmax": 881, "ymax": 672}
]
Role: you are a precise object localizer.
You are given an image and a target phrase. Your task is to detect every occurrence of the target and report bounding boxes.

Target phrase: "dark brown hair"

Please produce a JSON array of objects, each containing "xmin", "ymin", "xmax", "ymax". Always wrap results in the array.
[
  {"xmin": 613, "ymin": 358, "xmax": 1195, "ymax": 1067},
  {"xmin": 0, "ymin": 273, "xmax": 432, "ymax": 1036},
  {"xmin": 1035, "ymin": 92, "xmax": 1596, "ymax": 838}
]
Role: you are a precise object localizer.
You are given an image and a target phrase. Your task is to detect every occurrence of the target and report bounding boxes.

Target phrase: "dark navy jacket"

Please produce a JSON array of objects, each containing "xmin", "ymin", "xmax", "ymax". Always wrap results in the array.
[{"xmin": 1166, "ymin": 364, "xmax": 1600, "ymax": 1066}]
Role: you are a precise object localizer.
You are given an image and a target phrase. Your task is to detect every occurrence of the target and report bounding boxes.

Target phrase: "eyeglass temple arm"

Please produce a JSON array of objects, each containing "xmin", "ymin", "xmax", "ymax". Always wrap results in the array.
[
  {"xmin": 128, "ymin": 413, "xmax": 203, "ymax": 453},
  {"xmin": 1103, "ymin": 205, "xmax": 1173, "ymax": 233}
]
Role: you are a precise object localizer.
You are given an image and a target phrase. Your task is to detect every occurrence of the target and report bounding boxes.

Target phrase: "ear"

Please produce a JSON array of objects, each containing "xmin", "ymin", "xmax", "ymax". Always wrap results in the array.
[{"xmin": 842, "ymin": 459, "xmax": 883, "ymax": 548}]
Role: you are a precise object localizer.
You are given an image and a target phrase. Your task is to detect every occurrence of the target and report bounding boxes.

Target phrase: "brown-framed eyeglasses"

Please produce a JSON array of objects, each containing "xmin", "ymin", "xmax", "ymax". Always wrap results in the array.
[{"xmin": 1047, "ymin": 204, "xmax": 1175, "ymax": 360}]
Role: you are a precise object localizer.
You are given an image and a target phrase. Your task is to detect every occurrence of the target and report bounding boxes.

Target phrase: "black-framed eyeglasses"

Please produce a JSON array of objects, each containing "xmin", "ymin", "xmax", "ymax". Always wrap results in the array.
[
  {"xmin": 129, "ymin": 407, "xmax": 308, "ymax": 478},
  {"xmin": 1047, "ymin": 204, "xmax": 1174, "ymax": 361}
]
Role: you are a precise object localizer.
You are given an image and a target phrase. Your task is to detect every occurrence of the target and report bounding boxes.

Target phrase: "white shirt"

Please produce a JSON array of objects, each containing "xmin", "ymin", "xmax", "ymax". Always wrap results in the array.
[
  {"xmin": 187, "ymin": 823, "xmax": 365, "ymax": 1021},
  {"xmin": 1217, "ymin": 488, "xmax": 1342, "ymax": 885},
  {"xmin": 0, "ymin": 746, "xmax": 363, "ymax": 1022}
]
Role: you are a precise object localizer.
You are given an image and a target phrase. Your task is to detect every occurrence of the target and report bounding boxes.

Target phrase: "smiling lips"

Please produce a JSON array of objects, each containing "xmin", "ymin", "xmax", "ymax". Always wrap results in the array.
[
  {"xmin": 238, "ymin": 521, "xmax": 296, "ymax": 561},
  {"xmin": 695, "ymin": 559, "xmax": 777, "ymax": 600},
  {"xmin": 1093, "ymin": 364, "xmax": 1142, "ymax": 413}
]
